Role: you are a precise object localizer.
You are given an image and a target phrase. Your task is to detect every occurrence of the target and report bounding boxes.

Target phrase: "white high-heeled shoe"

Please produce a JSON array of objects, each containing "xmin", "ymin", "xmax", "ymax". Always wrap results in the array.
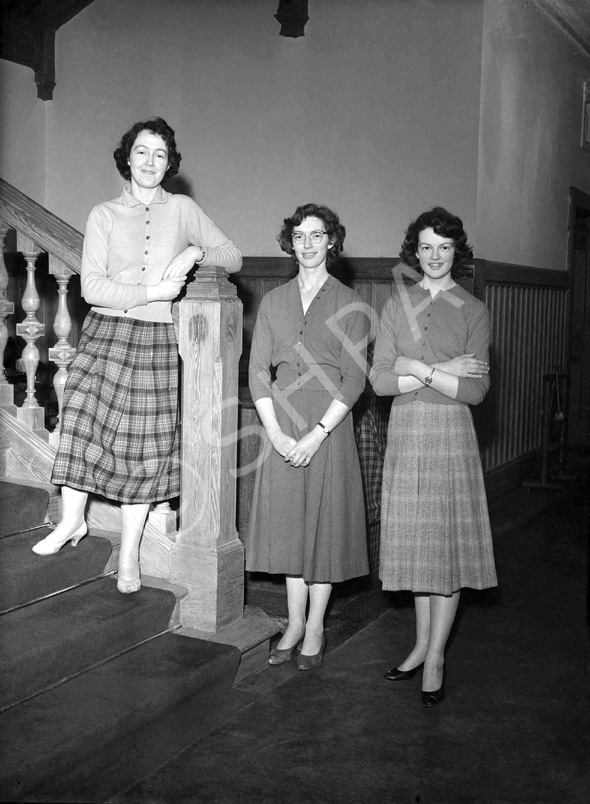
[
  {"xmin": 31, "ymin": 523, "xmax": 88, "ymax": 556},
  {"xmin": 117, "ymin": 559, "xmax": 141, "ymax": 594}
]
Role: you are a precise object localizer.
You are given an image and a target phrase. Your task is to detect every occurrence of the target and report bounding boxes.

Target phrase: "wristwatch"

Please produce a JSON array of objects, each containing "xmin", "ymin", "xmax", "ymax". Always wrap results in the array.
[
  {"xmin": 317, "ymin": 421, "xmax": 331, "ymax": 435},
  {"xmin": 424, "ymin": 368, "xmax": 435, "ymax": 385}
]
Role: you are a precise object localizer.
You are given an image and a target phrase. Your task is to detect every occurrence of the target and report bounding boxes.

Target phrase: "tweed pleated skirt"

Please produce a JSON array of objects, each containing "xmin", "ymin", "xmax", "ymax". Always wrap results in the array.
[
  {"xmin": 51, "ymin": 311, "xmax": 180, "ymax": 504},
  {"xmin": 379, "ymin": 401, "xmax": 497, "ymax": 595},
  {"xmin": 246, "ymin": 388, "xmax": 369, "ymax": 584}
]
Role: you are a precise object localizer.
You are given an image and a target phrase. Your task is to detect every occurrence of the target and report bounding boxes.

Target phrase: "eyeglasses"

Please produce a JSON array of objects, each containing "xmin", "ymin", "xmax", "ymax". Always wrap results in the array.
[{"xmin": 291, "ymin": 230, "xmax": 328, "ymax": 245}]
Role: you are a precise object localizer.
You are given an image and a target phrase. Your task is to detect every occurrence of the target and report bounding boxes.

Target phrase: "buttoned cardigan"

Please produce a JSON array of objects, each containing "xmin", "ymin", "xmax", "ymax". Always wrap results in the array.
[
  {"xmin": 81, "ymin": 184, "xmax": 242, "ymax": 323},
  {"xmin": 370, "ymin": 281, "xmax": 490, "ymax": 407},
  {"xmin": 249, "ymin": 276, "xmax": 369, "ymax": 411}
]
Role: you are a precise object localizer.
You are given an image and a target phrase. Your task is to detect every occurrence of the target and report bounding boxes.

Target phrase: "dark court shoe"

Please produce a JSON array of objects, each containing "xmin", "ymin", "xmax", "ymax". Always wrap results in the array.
[
  {"xmin": 421, "ymin": 684, "xmax": 445, "ymax": 707},
  {"xmin": 268, "ymin": 629, "xmax": 305, "ymax": 666},
  {"xmin": 383, "ymin": 662, "xmax": 424, "ymax": 682},
  {"xmin": 297, "ymin": 634, "xmax": 327, "ymax": 671}
]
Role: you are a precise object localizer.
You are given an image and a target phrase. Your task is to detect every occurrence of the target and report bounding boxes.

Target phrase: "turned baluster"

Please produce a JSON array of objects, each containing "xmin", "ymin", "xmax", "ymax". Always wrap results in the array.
[
  {"xmin": 48, "ymin": 256, "xmax": 76, "ymax": 437},
  {"xmin": 15, "ymin": 234, "xmax": 45, "ymax": 430},
  {"xmin": 0, "ymin": 222, "xmax": 15, "ymax": 406}
]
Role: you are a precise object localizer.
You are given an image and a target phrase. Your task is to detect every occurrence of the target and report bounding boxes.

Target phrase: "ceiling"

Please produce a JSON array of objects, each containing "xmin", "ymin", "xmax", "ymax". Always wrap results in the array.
[{"xmin": 1, "ymin": 0, "xmax": 589, "ymax": 44}]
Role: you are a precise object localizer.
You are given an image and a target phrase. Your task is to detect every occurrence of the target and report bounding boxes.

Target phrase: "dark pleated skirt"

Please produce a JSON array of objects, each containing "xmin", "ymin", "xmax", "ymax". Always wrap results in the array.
[
  {"xmin": 380, "ymin": 401, "xmax": 497, "ymax": 595},
  {"xmin": 51, "ymin": 311, "xmax": 180, "ymax": 504},
  {"xmin": 246, "ymin": 388, "xmax": 369, "ymax": 584}
]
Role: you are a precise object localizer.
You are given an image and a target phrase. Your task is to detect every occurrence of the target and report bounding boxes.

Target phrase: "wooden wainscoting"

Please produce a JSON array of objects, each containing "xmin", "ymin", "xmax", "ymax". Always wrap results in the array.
[{"xmin": 473, "ymin": 262, "xmax": 569, "ymax": 496}]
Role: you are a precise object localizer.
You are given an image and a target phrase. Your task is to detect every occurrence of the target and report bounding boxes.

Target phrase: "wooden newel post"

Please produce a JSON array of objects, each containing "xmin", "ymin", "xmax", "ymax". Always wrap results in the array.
[{"xmin": 172, "ymin": 264, "xmax": 245, "ymax": 631}]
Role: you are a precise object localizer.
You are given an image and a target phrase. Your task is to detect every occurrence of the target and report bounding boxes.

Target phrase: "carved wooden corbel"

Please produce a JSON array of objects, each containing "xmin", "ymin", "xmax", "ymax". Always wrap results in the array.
[
  {"xmin": 275, "ymin": 0, "xmax": 309, "ymax": 38},
  {"xmin": 0, "ymin": 1, "xmax": 96, "ymax": 100}
]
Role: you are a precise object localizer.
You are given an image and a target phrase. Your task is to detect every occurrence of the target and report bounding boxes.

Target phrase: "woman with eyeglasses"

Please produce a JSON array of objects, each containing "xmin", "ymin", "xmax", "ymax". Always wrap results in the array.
[
  {"xmin": 32, "ymin": 116, "xmax": 242, "ymax": 595},
  {"xmin": 370, "ymin": 207, "xmax": 497, "ymax": 706},
  {"xmin": 246, "ymin": 203, "xmax": 369, "ymax": 670}
]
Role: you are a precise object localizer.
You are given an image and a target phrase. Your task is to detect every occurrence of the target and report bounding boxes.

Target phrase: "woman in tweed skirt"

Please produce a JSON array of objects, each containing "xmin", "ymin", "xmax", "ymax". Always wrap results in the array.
[
  {"xmin": 370, "ymin": 207, "xmax": 497, "ymax": 705},
  {"xmin": 32, "ymin": 117, "xmax": 242, "ymax": 594},
  {"xmin": 247, "ymin": 204, "xmax": 369, "ymax": 670}
]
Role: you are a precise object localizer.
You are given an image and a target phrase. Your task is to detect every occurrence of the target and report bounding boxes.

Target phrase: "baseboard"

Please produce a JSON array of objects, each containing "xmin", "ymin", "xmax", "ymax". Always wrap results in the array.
[{"xmin": 484, "ymin": 453, "xmax": 538, "ymax": 501}]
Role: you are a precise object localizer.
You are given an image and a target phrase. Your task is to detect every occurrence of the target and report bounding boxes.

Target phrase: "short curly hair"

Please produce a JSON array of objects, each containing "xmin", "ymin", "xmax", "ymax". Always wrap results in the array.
[
  {"xmin": 113, "ymin": 116, "xmax": 182, "ymax": 181},
  {"xmin": 399, "ymin": 207, "xmax": 473, "ymax": 276},
  {"xmin": 277, "ymin": 203, "xmax": 346, "ymax": 268}
]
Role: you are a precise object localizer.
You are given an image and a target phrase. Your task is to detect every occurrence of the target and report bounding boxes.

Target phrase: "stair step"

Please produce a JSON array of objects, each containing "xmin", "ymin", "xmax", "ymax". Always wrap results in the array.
[
  {"xmin": 0, "ymin": 479, "xmax": 50, "ymax": 536},
  {"xmin": 0, "ymin": 529, "xmax": 112, "ymax": 610},
  {"xmin": 0, "ymin": 631, "xmax": 242, "ymax": 802},
  {"xmin": 0, "ymin": 577, "xmax": 178, "ymax": 710}
]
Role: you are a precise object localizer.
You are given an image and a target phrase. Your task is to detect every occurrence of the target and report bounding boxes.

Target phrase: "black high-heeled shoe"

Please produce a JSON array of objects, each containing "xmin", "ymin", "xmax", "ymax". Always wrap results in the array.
[
  {"xmin": 384, "ymin": 662, "xmax": 424, "ymax": 681},
  {"xmin": 297, "ymin": 633, "xmax": 326, "ymax": 671},
  {"xmin": 268, "ymin": 627, "xmax": 305, "ymax": 666},
  {"xmin": 421, "ymin": 682, "xmax": 445, "ymax": 707}
]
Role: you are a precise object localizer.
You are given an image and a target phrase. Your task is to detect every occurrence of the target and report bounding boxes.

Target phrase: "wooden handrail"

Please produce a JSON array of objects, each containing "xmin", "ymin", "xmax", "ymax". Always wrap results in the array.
[{"xmin": 0, "ymin": 178, "xmax": 82, "ymax": 274}]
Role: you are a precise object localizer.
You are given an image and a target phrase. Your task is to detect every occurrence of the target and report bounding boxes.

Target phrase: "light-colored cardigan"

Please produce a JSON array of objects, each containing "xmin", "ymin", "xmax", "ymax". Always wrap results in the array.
[{"xmin": 82, "ymin": 184, "xmax": 242, "ymax": 323}]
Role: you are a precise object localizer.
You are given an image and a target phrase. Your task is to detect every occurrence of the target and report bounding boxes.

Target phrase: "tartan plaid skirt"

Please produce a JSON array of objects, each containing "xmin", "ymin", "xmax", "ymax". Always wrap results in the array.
[
  {"xmin": 51, "ymin": 311, "xmax": 180, "ymax": 504},
  {"xmin": 379, "ymin": 401, "xmax": 497, "ymax": 595}
]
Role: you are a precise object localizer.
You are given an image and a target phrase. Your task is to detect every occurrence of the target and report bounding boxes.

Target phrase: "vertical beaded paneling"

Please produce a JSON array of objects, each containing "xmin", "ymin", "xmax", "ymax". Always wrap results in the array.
[{"xmin": 481, "ymin": 284, "xmax": 568, "ymax": 473}]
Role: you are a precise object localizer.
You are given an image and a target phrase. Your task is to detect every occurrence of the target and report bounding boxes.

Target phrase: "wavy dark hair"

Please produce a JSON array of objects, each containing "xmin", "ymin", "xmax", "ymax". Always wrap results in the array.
[
  {"xmin": 277, "ymin": 203, "xmax": 345, "ymax": 268},
  {"xmin": 399, "ymin": 207, "xmax": 473, "ymax": 276},
  {"xmin": 113, "ymin": 116, "xmax": 182, "ymax": 181}
]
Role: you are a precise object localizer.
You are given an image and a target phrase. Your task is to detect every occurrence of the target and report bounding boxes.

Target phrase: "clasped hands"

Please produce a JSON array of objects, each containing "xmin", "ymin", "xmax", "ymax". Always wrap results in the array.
[
  {"xmin": 394, "ymin": 353, "xmax": 489, "ymax": 380},
  {"xmin": 270, "ymin": 429, "xmax": 325, "ymax": 468}
]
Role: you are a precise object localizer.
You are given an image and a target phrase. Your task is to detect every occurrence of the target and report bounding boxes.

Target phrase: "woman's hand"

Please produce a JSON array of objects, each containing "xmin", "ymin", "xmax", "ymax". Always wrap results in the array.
[
  {"xmin": 163, "ymin": 247, "xmax": 202, "ymax": 280},
  {"xmin": 146, "ymin": 277, "xmax": 186, "ymax": 302},
  {"xmin": 283, "ymin": 430, "xmax": 325, "ymax": 468},
  {"xmin": 268, "ymin": 431, "xmax": 298, "ymax": 458},
  {"xmin": 436, "ymin": 354, "xmax": 489, "ymax": 378}
]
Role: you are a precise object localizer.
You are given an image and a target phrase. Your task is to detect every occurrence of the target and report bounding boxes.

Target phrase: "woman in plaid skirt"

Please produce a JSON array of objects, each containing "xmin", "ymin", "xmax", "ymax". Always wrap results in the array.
[
  {"xmin": 370, "ymin": 208, "xmax": 497, "ymax": 705},
  {"xmin": 32, "ymin": 117, "xmax": 242, "ymax": 594}
]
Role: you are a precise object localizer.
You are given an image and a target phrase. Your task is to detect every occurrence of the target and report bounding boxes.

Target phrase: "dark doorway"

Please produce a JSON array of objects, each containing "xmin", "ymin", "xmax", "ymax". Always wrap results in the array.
[{"xmin": 567, "ymin": 187, "xmax": 590, "ymax": 448}]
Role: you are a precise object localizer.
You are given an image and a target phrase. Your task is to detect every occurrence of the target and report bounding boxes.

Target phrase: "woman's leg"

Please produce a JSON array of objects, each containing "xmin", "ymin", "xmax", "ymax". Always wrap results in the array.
[
  {"xmin": 302, "ymin": 582, "xmax": 332, "ymax": 654},
  {"xmin": 276, "ymin": 575, "xmax": 309, "ymax": 649},
  {"xmin": 117, "ymin": 502, "xmax": 150, "ymax": 593},
  {"xmin": 397, "ymin": 593, "xmax": 431, "ymax": 671},
  {"xmin": 32, "ymin": 486, "xmax": 88, "ymax": 554},
  {"xmin": 59, "ymin": 486, "xmax": 88, "ymax": 530},
  {"xmin": 422, "ymin": 590, "xmax": 461, "ymax": 691}
]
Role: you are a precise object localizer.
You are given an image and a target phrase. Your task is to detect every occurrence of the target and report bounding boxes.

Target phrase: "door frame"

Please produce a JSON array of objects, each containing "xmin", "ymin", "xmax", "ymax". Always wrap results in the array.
[{"xmin": 566, "ymin": 186, "xmax": 590, "ymax": 448}]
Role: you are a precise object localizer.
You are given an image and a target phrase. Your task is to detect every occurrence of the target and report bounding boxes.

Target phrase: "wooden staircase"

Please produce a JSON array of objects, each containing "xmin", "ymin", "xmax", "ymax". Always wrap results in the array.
[{"xmin": 0, "ymin": 479, "xmax": 255, "ymax": 803}]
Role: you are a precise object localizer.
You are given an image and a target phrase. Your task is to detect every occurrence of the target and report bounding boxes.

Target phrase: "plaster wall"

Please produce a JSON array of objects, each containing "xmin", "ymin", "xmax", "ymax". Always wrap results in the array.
[
  {"xmin": 43, "ymin": 0, "xmax": 483, "ymax": 258},
  {"xmin": 477, "ymin": 0, "xmax": 590, "ymax": 270},
  {"xmin": 0, "ymin": 60, "xmax": 47, "ymax": 205},
  {"xmin": 1, "ymin": 0, "xmax": 588, "ymax": 268}
]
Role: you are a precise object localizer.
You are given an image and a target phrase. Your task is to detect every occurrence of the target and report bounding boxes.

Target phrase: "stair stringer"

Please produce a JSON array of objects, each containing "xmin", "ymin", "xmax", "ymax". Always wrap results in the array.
[{"xmin": 0, "ymin": 409, "xmax": 176, "ymax": 576}]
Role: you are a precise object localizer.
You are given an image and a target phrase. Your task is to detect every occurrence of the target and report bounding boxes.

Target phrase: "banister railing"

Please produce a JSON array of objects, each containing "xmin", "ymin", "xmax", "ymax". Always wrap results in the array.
[
  {"xmin": 0, "ymin": 178, "xmax": 82, "ymax": 274},
  {"xmin": 0, "ymin": 179, "xmax": 81, "ymax": 439}
]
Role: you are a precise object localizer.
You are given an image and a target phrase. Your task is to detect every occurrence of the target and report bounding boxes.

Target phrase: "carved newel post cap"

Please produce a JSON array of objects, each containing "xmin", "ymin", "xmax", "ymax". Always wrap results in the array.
[{"xmin": 183, "ymin": 264, "xmax": 237, "ymax": 301}]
